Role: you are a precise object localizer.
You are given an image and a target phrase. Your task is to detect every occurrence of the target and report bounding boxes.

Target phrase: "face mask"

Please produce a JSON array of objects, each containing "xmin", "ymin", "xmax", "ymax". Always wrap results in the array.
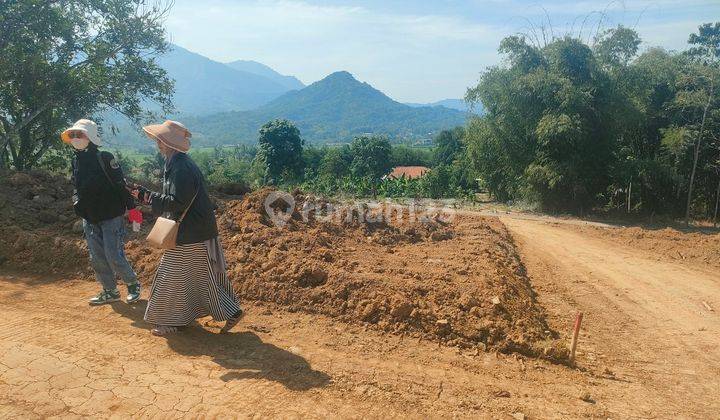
[{"xmin": 71, "ymin": 137, "xmax": 90, "ymax": 150}]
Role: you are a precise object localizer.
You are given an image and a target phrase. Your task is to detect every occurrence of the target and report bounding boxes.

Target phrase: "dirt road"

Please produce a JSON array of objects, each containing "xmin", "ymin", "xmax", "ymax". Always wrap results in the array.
[
  {"xmin": 1, "ymin": 215, "xmax": 718, "ymax": 418},
  {"xmin": 502, "ymin": 217, "xmax": 720, "ymax": 418}
]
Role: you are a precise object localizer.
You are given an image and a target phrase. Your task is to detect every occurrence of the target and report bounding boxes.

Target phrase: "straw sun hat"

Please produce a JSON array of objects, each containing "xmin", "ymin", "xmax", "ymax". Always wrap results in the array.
[{"xmin": 142, "ymin": 120, "xmax": 192, "ymax": 152}]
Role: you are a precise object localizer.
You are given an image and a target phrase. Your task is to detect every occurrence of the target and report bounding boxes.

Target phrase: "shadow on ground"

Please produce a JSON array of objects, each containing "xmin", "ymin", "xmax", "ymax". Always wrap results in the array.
[
  {"xmin": 109, "ymin": 299, "xmax": 330, "ymax": 392},
  {"xmin": 168, "ymin": 328, "xmax": 331, "ymax": 391},
  {"xmin": 110, "ymin": 299, "xmax": 152, "ymax": 329}
]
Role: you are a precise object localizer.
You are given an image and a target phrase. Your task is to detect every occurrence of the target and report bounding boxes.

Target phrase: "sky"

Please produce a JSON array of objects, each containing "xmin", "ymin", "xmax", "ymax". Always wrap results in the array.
[{"xmin": 164, "ymin": 0, "xmax": 720, "ymax": 103}]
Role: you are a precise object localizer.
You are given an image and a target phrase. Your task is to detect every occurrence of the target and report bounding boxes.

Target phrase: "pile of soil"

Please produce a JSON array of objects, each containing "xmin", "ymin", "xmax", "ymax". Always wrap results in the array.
[
  {"xmin": 128, "ymin": 188, "xmax": 561, "ymax": 359},
  {"xmin": 0, "ymin": 170, "xmax": 561, "ymax": 359},
  {"xmin": 0, "ymin": 170, "xmax": 90, "ymax": 275},
  {"xmin": 569, "ymin": 224, "xmax": 720, "ymax": 269}
]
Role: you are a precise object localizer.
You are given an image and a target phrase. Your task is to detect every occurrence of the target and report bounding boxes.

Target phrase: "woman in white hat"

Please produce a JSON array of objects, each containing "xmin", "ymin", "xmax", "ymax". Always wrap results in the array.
[
  {"xmin": 129, "ymin": 121, "xmax": 243, "ymax": 336},
  {"xmin": 62, "ymin": 119, "xmax": 141, "ymax": 305}
]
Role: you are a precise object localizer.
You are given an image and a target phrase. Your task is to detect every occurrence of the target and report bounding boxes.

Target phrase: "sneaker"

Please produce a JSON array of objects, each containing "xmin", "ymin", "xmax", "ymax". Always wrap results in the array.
[
  {"xmin": 126, "ymin": 282, "xmax": 141, "ymax": 303},
  {"xmin": 89, "ymin": 289, "xmax": 121, "ymax": 306},
  {"xmin": 220, "ymin": 309, "xmax": 245, "ymax": 333}
]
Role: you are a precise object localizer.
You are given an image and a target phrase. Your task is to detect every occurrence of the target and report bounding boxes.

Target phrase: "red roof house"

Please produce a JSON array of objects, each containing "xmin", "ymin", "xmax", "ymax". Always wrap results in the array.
[{"xmin": 386, "ymin": 166, "xmax": 430, "ymax": 180}]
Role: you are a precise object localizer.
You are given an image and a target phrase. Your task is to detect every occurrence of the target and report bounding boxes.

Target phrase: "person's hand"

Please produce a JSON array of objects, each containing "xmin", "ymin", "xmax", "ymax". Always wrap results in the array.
[{"xmin": 127, "ymin": 184, "xmax": 150, "ymax": 205}]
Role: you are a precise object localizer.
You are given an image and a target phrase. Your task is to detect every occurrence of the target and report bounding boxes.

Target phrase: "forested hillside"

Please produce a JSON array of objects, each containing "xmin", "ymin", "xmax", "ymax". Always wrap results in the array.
[{"xmin": 187, "ymin": 71, "xmax": 468, "ymax": 144}]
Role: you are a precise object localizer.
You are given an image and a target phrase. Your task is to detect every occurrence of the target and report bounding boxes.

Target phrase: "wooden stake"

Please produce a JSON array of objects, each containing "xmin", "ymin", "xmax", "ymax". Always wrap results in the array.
[{"xmin": 570, "ymin": 312, "xmax": 584, "ymax": 366}]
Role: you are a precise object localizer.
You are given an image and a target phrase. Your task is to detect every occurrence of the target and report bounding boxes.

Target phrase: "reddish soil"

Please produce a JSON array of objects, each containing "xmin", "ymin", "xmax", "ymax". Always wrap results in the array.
[
  {"xmin": 1, "ymin": 171, "xmax": 719, "ymax": 418},
  {"xmin": 126, "ymin": 188, "xmax": 561, "ymax": 358},
  {"xmin": 562, "ymin": 223, "xmax": 720, "ymax": 269},
  {"xmin": 0, "ymin": 172, "xmax": 561, "ymax": 358}
]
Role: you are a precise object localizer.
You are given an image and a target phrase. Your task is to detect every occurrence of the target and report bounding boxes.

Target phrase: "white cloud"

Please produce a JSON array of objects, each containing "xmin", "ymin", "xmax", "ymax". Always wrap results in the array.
[
  {"xmin": 162, "ymin": 0, "xmax": 717, "ymax": 102},
  {"xmin": 165, "ymin": 0, "xmax": 502, "ymax": 102}
]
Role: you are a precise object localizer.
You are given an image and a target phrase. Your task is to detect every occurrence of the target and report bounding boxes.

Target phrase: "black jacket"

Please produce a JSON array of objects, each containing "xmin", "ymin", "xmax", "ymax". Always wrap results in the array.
[
  {"xmin": 150, "ymin": 152, "xmax": 218, "ymax": 245},
  {"xmin": 71, "ymin": 146, "xmax": 133, "ymax": 224}
]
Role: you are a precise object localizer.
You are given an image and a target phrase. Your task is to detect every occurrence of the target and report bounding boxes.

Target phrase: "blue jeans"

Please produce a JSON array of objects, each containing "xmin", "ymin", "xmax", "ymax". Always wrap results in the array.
[{"xmin": 83, "ymin": 215, "xmax": 138, "ymax": 290}]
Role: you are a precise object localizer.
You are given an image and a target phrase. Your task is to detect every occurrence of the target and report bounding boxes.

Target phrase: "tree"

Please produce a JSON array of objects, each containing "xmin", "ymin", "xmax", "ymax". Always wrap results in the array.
[
  {"xmin": 349, "ymin": 135, "xmax": 392, "ymax": 181},
  {"xmin": 319, "ymin": 145, "xmax": 352, "ymax": 179},
  {"xmin": 0, "ymin": 0, "xmax": 174, "ymax": 170},
  {"xmin": 302, "ymin": 145, "xmax": 326, "ymax": 179},
  {"xmin": 255, "ymin": 119, "xmax": 304, "ymax": 184},
  {"xmin": 682, "ymin": 23, "xmax": 720, "ymax": 224},
  {"xmin": 594, "ymin": 26, "xmax": 641, "ymax": 71},
  {"xmin": 466, "ymin": 34, "xmax": 618, "ymax": 212},
  {"xmin": 433, "ymin": 127, "xmax": 465, "ymax": 166},
  {"xmin": 390, "ymin": 144, "xmax": 432, "ymax": 167}
]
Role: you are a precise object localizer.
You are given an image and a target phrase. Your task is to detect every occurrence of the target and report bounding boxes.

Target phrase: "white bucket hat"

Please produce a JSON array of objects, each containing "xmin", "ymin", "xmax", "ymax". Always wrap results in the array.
[{"xmin": 61, "ymin": 119, "xmax": 101, "ymax": 146}]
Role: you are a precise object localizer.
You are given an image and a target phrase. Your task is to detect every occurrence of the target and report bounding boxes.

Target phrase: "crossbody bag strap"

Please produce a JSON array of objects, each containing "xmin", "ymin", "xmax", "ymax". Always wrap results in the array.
[
  {"xmin": 177, "ymin": 189, "xmax": 199, "ymax": 223},
  {"xmin": 96, "ymin": 152, "xmax": 116, "ymax": 188},
  {"xmin": 96, "ymin": 152, "xmax": 134, "ymax": 210}
]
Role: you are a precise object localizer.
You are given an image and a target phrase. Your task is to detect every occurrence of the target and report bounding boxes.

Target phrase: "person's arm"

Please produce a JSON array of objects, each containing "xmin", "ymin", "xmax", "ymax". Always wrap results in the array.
[
  {"xmin": 149, "ymin": 164, "xmax": 198, "ymax": 216},
  {"xmin": 70, "ymin": 157, "xmax": 87, "ymax": 219},
  {"xmin": 100, "ymin": 152, "xmax": 134, "ymax": 209}
]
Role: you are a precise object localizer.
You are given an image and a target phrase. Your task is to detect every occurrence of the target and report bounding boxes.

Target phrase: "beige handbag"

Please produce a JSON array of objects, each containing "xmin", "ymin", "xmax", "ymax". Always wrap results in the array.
[{"xmin": 146, "ymin": 191, "xmax": 198, "ymax": 249}]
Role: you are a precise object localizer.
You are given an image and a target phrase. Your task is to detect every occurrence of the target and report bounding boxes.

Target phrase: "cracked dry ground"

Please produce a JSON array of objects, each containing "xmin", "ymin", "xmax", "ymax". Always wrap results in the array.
[{"xmin": 2, "ymin": 216, "xmax": 720, "ymax": 418}]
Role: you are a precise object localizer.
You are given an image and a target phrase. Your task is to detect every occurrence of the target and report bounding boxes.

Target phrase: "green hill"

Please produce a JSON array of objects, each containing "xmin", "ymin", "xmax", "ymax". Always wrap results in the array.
[{"xmin": 187, "ymin": 71, "xmax": 467, "ymax": 145}]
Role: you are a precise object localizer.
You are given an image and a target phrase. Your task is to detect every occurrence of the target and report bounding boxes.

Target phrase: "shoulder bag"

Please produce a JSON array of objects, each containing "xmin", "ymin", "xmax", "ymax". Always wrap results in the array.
[{"xmin": 146, "ymin": 190, "xmax": 199, "ymax": 249}]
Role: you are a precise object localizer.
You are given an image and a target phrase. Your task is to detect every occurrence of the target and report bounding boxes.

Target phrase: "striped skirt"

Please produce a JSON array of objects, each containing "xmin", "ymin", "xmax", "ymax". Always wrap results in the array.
[{"xmin": 144, "ymin": 237, "xmax": 241, "ymax": 327}]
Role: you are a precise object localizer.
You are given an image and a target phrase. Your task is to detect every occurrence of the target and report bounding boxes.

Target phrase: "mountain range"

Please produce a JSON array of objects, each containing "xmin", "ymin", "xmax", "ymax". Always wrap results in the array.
[
  {"xmin": 186, "ymin": 71, "xmax": 467, "ymax": 145},
  {"xmin": 105, "ymin": 45, "xmax": 469, "ymax": 147},
  {"xmin": 157, "ymin": 45, "xmax": 302, "ymax": 115},
  {"xmin": 224, "ymin": 60, "xmax": 305, "ymax": 91}
]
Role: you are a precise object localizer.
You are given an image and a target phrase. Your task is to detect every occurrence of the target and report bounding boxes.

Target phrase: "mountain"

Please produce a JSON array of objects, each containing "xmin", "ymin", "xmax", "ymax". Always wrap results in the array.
[
  {"xmin": 225, "ymin": 60, "xmax": 305, "ymax": 91},
  {"xmin": 406, "ymin": 98, "xmax": 483, "ymax": 114},
  {"xmin": 157, "ymin": 45, "xmax": 291, "ymax": 116},
  {"xmin": 187, "ymin": 71, "xmax": 468, "ymax": 145}
]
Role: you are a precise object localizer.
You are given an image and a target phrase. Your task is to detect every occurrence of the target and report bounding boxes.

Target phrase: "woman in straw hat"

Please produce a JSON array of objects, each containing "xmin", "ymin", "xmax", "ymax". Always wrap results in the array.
[{"xmin": 129, "ymin": 120, "xmax": 243, "ymax": 336}]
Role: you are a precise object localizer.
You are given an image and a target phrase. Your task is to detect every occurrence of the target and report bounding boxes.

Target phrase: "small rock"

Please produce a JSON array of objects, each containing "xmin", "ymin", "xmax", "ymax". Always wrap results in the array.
[
  {"xmin": 491, "ymin": 296, "xmax": 501, "ymax": 305},
  {"xmin": 493, "ymin": 390, "xmax": 511, "ymax": 398},
  {"xmin": 33, "ymin": 194, "xmax": 55, "ymax": 205},
  {"xmin": 430, "ymin": 230, "xmax": 453, "ymax": 241},
  {"xmin": 248, "ymin": 324, "xmax": 271, "ymax": 333},
  {"xmin": 580, "ymin": 392, "xmax": 595, "ymax": 404},
  {"xmin": 512, "ymin": 413, "xmax": 525, "ymax": 420},
  {"xmin": 72, "ymin": 219, "xmax": 84, "ymax": 233},
  {"xmin": 390, "ymin": 301, "xmax": 414, "ymax": 320},
  {"xmin": 435, "ymin": 319, "xmax": 449, "ymax": 326},
  {"xmin": 458, "ymin": 294, "xmax": 479, "ymax": 310}
]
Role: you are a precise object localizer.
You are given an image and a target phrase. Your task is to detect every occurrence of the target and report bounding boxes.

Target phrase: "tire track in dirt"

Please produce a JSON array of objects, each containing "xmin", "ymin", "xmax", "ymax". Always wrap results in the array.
[{"xmin": 502, "ymin": 217, "xmax": 720, "ymax": 418}]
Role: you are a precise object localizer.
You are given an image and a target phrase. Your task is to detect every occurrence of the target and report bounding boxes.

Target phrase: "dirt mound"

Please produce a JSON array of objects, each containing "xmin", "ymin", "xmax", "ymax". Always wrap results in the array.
[
  {"xmin": 568, "ymin": 224, "xmax": 720, "ymax": 269},
  {"xmin": 0, "ymin": 171, "xmax": 560, "ymax": 359},
  {"xmin": 127, "ymin": 188, "xmax": 560, "ymax": 359},
  {"xmin": 0, "ymin": 170, "xmax": 91, "ymax": 275}
]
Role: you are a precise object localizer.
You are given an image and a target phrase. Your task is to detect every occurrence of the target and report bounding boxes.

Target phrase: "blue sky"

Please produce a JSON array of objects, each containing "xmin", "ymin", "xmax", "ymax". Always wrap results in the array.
[{"xmin": 165, "ymin": 0, "xmax": 719, "ymax": 103}]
